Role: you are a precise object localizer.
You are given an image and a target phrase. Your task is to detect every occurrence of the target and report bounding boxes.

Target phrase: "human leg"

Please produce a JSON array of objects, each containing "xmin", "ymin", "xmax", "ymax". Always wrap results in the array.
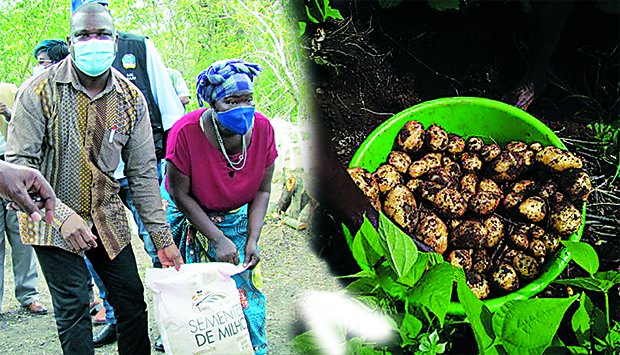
[
  {"xmin": 84, "ymin": 257, "xmax": 117, "ymax": 325},
  {"xmin": 33, "ymin": 245, "xmax": 94, "ymax": 354},
  {"xmin": 86, "ymin": 242, "xmax": 150, "ymax": 355}
]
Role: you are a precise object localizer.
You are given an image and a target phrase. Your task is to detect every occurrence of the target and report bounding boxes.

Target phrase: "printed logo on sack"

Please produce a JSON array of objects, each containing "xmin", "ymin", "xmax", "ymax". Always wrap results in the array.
[{"xmin": 191, "ymin": 290, "xmax": 228, "ymax": 314}]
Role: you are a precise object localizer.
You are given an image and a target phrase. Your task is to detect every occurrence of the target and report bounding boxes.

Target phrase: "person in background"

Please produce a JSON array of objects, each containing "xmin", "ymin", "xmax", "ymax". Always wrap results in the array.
[
  {"xmin": 32, "ymin": 39, "xmax": 70, "ymax": 76},
  {"xmin": 7, "ymin": 4, "xmax": 183, "ymax": 354},
  {"xmin": 0, "ymin": 82, "xmax": 48, "ymax": 316},
  {"xmin": 164, "ymin": 59, "xmax": 276, "ymax": 354},
  {"xmin": 70, "ymin": 1, "xmax": 185, "ymax": 349},
  {"xmin": 503, "ymin": 0, "xmax": 576, "ymax": 110},
  {"xmin": 167, "ymin": 67, "xmax": 191, "ymax": 109}
]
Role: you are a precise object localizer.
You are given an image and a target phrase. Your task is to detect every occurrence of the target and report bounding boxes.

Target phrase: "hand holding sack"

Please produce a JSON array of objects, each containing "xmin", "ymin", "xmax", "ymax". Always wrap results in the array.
[{"xmin": 146, "ymin": 263, "xmax": 253, "ymax": 354}]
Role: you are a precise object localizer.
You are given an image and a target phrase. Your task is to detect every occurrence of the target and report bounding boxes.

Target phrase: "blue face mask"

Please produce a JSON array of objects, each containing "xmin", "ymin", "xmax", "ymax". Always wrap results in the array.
[
  {"xmin": 72, "ymin": 39, "xmax": 116, "ymax": 77},
  {"xmin": 215, "ymin": 106, "xmax": 255, "ymax": 135},
  {"xmin": 32, "ymin": 65, "xmax": 47, "ymax": 76}
]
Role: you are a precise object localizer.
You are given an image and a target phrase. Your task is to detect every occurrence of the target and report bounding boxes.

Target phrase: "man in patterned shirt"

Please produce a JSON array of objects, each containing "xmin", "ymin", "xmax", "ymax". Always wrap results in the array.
[{"xmin": 6, "ymin": 3, "xmax": 183, "ymax": 354}]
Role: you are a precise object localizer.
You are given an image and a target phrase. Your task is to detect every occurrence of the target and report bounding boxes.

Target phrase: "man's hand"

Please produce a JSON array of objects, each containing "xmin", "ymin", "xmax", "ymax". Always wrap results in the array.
[
  {"xmin": 60, "ymin": 213, "xmax": 97, "ymax": 252},
  {"xmin": 243, "ymin": 240, "xmax": 260, "ymax": 270},
  {"xmin": 158, "ymin": 244, "xmax": 184, "ymax": 270},
  {"xmin": 0, "ymin": 102, "xmax": 11, "ymax": 121},
  {"xmin": 0, "ymin": 161, "xmax": 56, "ymax": 223}
]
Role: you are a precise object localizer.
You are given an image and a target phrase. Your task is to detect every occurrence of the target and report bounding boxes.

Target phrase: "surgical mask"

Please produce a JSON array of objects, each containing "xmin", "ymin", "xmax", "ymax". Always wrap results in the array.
[
  {"xmin": 215, "ymin": 106, "xmax": 255, "ymax": 135},
  {"xmin": 72, "ymin": 39, "xmax": 116, "ymax": 77},
  {"xmin": 32, "ymin": 65, "xmax": 47, "ymax": 76}
]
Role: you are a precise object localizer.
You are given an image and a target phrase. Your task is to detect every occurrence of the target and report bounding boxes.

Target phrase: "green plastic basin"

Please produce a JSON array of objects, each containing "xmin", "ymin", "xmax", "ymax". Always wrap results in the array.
[{"xmin": 349, "ymin": 97, "xmax": 585, "ymax": 315}]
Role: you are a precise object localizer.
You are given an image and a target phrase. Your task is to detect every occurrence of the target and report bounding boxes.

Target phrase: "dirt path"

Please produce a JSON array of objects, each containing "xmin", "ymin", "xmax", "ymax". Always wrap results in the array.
[{"xmin": 0, "ymin": 213, "xmax": 341, "ymax": 354}]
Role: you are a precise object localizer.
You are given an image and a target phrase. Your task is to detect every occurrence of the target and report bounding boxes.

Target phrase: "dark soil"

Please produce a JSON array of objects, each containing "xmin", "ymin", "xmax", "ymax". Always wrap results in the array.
[{"xmin": 302, "ymin": 0, "xmax": 619, "ymax": 351}]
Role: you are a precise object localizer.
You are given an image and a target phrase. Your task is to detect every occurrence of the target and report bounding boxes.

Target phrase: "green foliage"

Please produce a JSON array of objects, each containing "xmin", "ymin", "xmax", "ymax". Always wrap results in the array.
[
  {"xmin": 561, "ymin": 241, "xmax": 600, "ymax": 275},
  {"xmin": 417, "ymin": 330, "xmax": 447, "ymax": 354},
  {"xmin": 408, "ymin": 263, "xmax": 453, "ymax": 327},
  {"xmin": 303, "ymin": 0, "xmax": 343, "ymax": 24},
  {"xmin": 378, "ymin": 212, "xmax": 418, "ymax": 279},
  {"xmin": 492, "ymin": 296, "xmax": 578, "ymax": 355},
  {"xmin": 0, "ymin": 0, "xmax": 307, "ymax": 125},
  {"xmin": 292, "ymin": 214, "xmax": 619, "ymax": 355}
]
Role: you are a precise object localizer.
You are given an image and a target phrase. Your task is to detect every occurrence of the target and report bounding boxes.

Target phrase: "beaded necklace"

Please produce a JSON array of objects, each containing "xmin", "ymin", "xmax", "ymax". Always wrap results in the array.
[{"xmin": 200, "ymin": 109, "xmax": 247, "ymax": 171}]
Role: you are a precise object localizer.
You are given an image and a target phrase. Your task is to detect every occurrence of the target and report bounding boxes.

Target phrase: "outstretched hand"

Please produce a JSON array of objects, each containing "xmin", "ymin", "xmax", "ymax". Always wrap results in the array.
[{"xmin": 0, "ymin": 161, "xmax": 55, "ymax": 223}]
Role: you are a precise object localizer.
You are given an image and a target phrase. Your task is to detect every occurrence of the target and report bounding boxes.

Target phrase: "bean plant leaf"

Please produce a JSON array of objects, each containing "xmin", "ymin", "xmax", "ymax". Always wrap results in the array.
[
  {"xmin": 322, "ymin": 0, "xmax": 344, "ymax": 21},
  {"xmin": 290, "ymin": 331, "xmax": 321, "ymax": 354},
  {"xmin": 378, "ymin": 212, "xmax": 418, "ymax": 278},
  {"xmin": 572, "ymin": 293, "xmax": 592, "ymax": 348},
  {"xmin": 398, "ymin": 252, "xmax": 442, "ymax": 287},
  {"xmin": 342, "ymin": 223, "xmax": 354, "ymax": 250},
  {"xmin": 606, "ymin": 322, "xmax": 620, "ymax": 348},
  {"xmin": 408, "ymin": 262, "xmax": 453, "ymax": 326},
  {"xmin": 376, "ymin": 263, "xmax": 407, "ymax": 300},
  {"xmin": 562, "ymin": 241, "xmax": 599, "ymax": 275},
  {"xmin": 554, "ymin": 271, "xmax": 620, "ymax": 293},
  {"xmin": 352, "ymin": 216, "xmax": 384, "ymax": 270},
  {"xmin": 455, "ymin": 268, "xmax": 495, "ymax": 353},
  {"xmin": 400, "ymin": 313, "xmax": 423, "ymax": 347},
  {"xmin": 345, "ymin": 273, "xmax": 378, "ymax": 295},
  {"xmin": 492, "ymin": 295, "xmax": 579, "ymax": 355}
]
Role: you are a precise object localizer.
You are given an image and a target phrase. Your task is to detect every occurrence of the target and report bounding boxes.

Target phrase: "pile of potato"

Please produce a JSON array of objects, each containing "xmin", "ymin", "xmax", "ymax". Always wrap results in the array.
[{"xmin": 348, "ymin": 120, "xmax": 592, "ymax": 299}]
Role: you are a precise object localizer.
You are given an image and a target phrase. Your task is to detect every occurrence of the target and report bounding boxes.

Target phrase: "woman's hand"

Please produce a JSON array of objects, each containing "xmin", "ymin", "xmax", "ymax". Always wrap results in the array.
[
  {"xmin": 213, "ymin": 234, "xmax": 239, "ymax": 265},
  {"xmin": 244, "ymin": 240, "xmax": 260, "ymax": 269}
]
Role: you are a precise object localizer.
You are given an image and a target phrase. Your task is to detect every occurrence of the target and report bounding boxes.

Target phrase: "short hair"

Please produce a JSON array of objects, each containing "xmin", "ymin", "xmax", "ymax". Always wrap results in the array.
[
  {"xmin": 33, "ymin": 39, "xmax": 69, "ymax": 63},
  {"xmin": 70, "ymin": 3, "xmax": 115, "ymax": 35}
]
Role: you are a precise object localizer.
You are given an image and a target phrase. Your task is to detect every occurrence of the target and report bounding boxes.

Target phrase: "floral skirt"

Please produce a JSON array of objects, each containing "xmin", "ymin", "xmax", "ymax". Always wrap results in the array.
[{"xmin": 163, "ymin": 187, "xmax": 268, "ymax": 354}]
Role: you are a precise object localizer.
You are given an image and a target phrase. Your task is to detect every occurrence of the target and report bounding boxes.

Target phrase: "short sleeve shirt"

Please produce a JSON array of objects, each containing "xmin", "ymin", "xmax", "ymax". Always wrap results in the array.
[{"xmin": 165, "ymin": 108, "xmax": 278, "ymax": 212}]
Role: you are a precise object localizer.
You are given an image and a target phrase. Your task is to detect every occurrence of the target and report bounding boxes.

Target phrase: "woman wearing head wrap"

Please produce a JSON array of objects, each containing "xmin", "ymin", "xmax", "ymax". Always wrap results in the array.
[
  {"xmin": 32, "ymin": 39, "xmax": 69, "ymax": 76},
  {"xmin": 163, "ymin": 59, "xmax": 276, "ymax": 354}
]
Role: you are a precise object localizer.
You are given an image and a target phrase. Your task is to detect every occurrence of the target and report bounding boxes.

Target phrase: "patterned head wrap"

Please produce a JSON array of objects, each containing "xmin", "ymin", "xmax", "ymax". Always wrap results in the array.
[
  {"xmin": 196, "ymin": 59, "xmax": 262, "ymax": 108},
  {"xmin": 33, "ymin": 39, "xmax": 69, "ymax": 60}
]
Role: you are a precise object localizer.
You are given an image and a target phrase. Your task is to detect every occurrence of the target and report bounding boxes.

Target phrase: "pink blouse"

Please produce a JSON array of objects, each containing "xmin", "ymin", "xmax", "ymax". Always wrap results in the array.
[{"xmin": 165, "ymin": 108, "xmax": 278, "ymax": 212}]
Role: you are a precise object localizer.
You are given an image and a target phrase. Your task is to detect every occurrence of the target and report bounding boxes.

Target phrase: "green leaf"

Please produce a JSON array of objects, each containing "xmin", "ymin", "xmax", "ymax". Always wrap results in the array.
[
  {"xmin": 378, "ymin": 212, "xmax": 418, "ymax": 278},
  {"xmin": 298, "ymin": 21, "xmax": 307, "ymax": 37},
  {"xmin": 554, "ymin": 270, "xmax": 620, "ymax": 293},
  {"xmin": 290, "ymin": 331, "xmax": 322, "ymax": 354},
  {"xmin": 492, "ymin": 296, "xmax": 579, "ymax": 355},
  {"xmin": 408, "ymin": 263, "xmax": 453, "ymax": 326},
  {"xmin": 561, "ymin": 241, "xmax": 599, "ymax": 275},
  {"xmin": 399, "ymin": 313, "xmax": 423, "ymax": 347},
  {"xmin": 399, "ymin": 252, "xmax": 431, "ymax": 286},
  {"xmin": 343, "ymin": 223, "xmax": 354, "ymax": 250},
  {"xmin": 305, "ymin": 5, "xmax": 319, "ymax": 23},
  {"xmin": 352, "ymin": 216, "xmax": 384, "ymax": 270},
  {"xmin": 376, "ymin": 263, "xmax": 407, "ymax": 300},
  {"xmin": 455, "ymin": 268, "xmax": 495, "ymax": 353},
  {"xmin": 607, "ymin": 322, "xmax": 620, "ymax": 347},
  {"xmin": 572, "ymin": 293, "xmax": 591, "ymax": 348},
  {"xmin": 345, "ymin": 273, "xmax": 379, "ymax": 295}
]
